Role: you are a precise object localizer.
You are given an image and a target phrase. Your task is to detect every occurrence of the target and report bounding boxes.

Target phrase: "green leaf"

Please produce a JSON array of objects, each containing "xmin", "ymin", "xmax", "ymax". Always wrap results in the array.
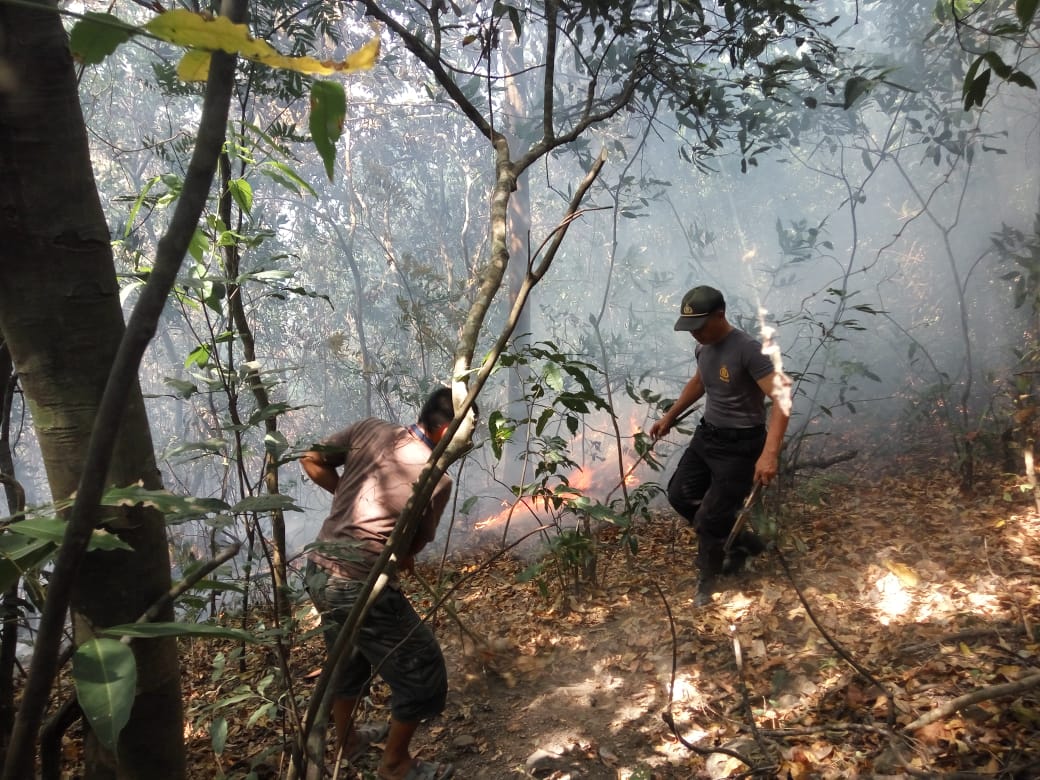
[
  {"xmin": 185, "ymin": 344, "xmax": 210, "ymax": 369},
  {"xmin": 0, "ymin": 534, "xmax": 57, "ymax": 591},
  {"xmin": 843, "ymin": 76, "xmax": 872, "ymax": 110},
  {"xmin": 162, "ymin": 377, "xmax": 199, "ymax": 399},
  {"xmin": 230, "ymin": 494, "xmax": 303, "ymax": 514},
  {"xmin": 69, "ymin": 12, "xmax": 135, "ymax": 66},
  {"xmin": 6, "ymin": 517, "xmax": 133, "ymax": 552},
  {"xmin": 72, "ymin": 638, "xmax": 137, "ymax": 754},
  {"xmin": 982, "ymin": 51, "xmax": 1013, "ymax": 80},
  {"xmin": 97, "ymin": 621, "xmax": 259, "ymax": 644},
  {"xmin": 309, "ymin": 80, "xmax": 346, "ymax": 180},
  {"xmin": 540, "ymin": 366, "xmax": 565, "ymax": 393},
  {"xmin": 101, "ymin": 485, "xmax": 230, "ymax": 518},
  {"xmin": 260, "ymin": 161, "xmax": 318, "ymax": 198},
  {"xmin": 211, "ymin": 717, "xmax": 229, "ymax": 755},
  {"xmin": 264, "ymin": 430, "xmax": 289, "ymax": 459},
  {"xmin": 188, "ymin": 228, "xmax": 209, "ymax": 262},
  {"xmin": 1017, "ymin": 0, "xmax": 1039, "ymax": 26},
  {"xmin": 228, "ymin": 178, "xmax": 253, "ymax": 214}
]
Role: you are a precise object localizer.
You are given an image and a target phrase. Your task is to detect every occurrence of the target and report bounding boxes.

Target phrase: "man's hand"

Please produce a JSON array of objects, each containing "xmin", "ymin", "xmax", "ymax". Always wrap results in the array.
[
  {"xmin": 397, "ymin": 554, "xmax": 416, "ymax": 574},
  {"xmin": 649, "ymin": 418, "xmax": 672, "ymax": 440},
  {"xmin": 754, "ymin": 452, "xmax": 779, "ymax": 486}
]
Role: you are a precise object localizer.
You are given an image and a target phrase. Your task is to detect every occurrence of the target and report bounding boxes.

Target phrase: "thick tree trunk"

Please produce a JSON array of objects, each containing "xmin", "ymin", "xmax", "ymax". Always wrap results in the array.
[{"xmin": 0, "ymin": 3, "xmax": 184, "ymax": 777}]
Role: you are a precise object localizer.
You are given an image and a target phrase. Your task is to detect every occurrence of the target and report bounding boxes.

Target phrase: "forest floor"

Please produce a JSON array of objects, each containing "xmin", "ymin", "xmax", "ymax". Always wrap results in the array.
[{"xmin": 58, "ymin": 461, "xmax": 1040, "ymax": 779}]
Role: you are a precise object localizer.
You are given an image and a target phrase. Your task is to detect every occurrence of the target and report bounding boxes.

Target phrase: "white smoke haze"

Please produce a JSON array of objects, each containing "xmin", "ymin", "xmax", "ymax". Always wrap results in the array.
[{"xmin": 3, "ymin": 0, "xmax": 1037, "ymax": 582}]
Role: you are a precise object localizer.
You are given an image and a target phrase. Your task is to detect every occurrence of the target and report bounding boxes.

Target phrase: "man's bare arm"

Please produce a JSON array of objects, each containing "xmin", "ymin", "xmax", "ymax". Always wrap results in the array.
[
  {"xmin": 650, "ymin": 371, "xmax": 705, "ymax": 439},
  {"xmin": 300, "ymin": 451, "xmax": 340, "ymax": 494},
  {"xmin": 754, "ymin": 371, "xmax": 792, "ymax": 485}
]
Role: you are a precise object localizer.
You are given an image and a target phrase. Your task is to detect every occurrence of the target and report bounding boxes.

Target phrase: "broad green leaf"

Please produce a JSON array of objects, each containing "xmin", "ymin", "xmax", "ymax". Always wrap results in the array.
[
  {"xmin": 98, "ymin": 622, "xmax": 259, "ymax": 643},
  {"xmin": 230, "ymin": 494, "xmax": 303, "ymax": 514},
  {"xmin": 188, "ymin": 228, "xmax": 209, "ymax": 262},
  {"xmin": 101, "ymin": 485, "xmax": 230, "ymax": 517},
  {"xmin": 247, "ymin": 701, "xmax": 276, "ymax": 727},
  {"xmin": 211, "ymin": 717, "xmax": 229, "ymax": 755},
  {"xmin": 310, "ymin": 80, "xmax": 346, "ymax": 180},
  {"xmin": 143, "ymin": 10, "xmax": 379, "ymax": 81},
  {"xmin": 264, "ymin": 430, "xmax": 289, "ymax": 459},
  {"xmin": 162, "ymin": 377, "xmax": 199, "ymax": 399},
  {"xmin": 543, "ymin": 363, "xmax": 564, "ymax": 392},
  {"xmin": 185, "ymin": 343, "xmax": 210, "ymax": 369},
  {"xmin": 6, "ymin": 518, "xmax": 133, "ymax": 552},
  {"xmin": 69, "ymin": 13, "xmax": 135, "ymax": 65},
  {"xmin": 72, "ymin": 638, "xmax": 137, "ymax": 754},
  {"xmin": 259, "ymin": 161, "xmax": 318, "ymax": 198},
  {"xmin": 228, "ymin": 178, "xmax": 253, "ymax": 214},
  {"xmin": 160, "ymin": 438, "xmax": 225, "ymax": 462},
  {"xmin": 0, "ymin": 534, "xmax": 56, "ymax": 591}
]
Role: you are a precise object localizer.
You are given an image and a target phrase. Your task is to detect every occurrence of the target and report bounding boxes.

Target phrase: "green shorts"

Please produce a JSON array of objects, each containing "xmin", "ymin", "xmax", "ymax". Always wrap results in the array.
[{"xmin": 305, "ymin": 561, "xmax": 447, "ymax": 722}]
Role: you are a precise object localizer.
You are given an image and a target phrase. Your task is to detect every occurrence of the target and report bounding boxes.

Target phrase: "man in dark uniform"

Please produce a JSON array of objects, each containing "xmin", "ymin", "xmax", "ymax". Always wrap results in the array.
[{"xmin": 650, "ymin": 286, "xmax": 791, "ymax": 606}]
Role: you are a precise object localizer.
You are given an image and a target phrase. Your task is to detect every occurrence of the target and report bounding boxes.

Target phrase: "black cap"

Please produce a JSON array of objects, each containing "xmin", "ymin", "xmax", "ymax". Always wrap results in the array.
[{"xmin": 673, "ymin": 285, "xmax": 725, "ymax": 331}]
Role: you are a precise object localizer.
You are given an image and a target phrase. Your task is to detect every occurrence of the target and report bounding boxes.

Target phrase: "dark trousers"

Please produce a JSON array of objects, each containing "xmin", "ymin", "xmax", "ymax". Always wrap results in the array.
[{"xmin": 667, "ymin": 423, "xmax": 765, "ymax": 576}]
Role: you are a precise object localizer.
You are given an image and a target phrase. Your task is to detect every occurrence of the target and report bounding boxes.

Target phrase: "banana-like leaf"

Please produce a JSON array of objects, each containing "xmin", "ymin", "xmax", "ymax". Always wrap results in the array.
[
  {"xmin": 6, "ymin": 517, "xmax": 132, "ymax": 552},
  {"xmin": 72, "ymin": 638, "xmax": 137, "ymax": 754},
  {"xmin": 98, "ymin": 621, "xmax": 259, "ymax": 644}
]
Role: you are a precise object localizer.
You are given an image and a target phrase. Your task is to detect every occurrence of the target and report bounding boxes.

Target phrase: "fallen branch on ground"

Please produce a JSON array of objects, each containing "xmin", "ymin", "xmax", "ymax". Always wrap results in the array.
[
  {"xmin": 790, "ymin": 450, "xmax": 858, "ymax": 471},
  {"xmin": 902, "ymin": 672, "xmax": 1040, "ymax": 732}
]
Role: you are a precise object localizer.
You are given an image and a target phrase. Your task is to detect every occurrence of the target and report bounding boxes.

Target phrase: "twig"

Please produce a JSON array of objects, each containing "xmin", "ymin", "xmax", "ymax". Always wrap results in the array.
[
  {"xmin": 604, "ymin": 405, "xmax": 698, "ymax": 503},
  {"xmin": 411, "ymin": 569, "xmax": 489, "ymax": 651},
  {"xmin": 757, "ymin": 724, "xmax": 892, "ymax": 738},
  {"xmin": 653, "ymin": 582, "xmax": 758, "ymax": 769},
  {"xmin": 774, "ymin": 545, "xmax": 898, "ymax": 729},
  {"xmin": 731, "ymin": 630, "xmax": 771, "ymax": 763},
  {"xmin": 901, "ymin": 672, "xmax": 1040, "ymax": 732}
]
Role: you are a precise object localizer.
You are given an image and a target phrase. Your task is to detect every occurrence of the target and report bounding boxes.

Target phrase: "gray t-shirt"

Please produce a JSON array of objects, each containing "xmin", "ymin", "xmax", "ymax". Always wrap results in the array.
[
  {"xmin": 308, "ymin": 418, "xmax": 452, "ymax": 584},
  {"xmin": 696, "ymin": 328, "xmax": 774, "ymax": 428}
]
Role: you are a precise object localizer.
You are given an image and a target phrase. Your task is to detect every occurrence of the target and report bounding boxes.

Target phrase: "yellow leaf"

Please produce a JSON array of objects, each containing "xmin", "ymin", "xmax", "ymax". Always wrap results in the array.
[
  {"xmin": 883, "ymin": 559, "xmax": 919, "ymax": 587},
  {"xmin": 146, "ymin": 10, "xmax": 379, "ymax": 81},
  {"xmin": 176, "ymin": 49, "xmax": 211, "ymax": 81}
]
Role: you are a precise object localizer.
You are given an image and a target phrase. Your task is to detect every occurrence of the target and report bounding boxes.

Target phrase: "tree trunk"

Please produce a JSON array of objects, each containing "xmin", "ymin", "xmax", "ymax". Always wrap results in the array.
[{"xmin": 0, "ymin": 4, "xmax": 184, "ymax": 777}]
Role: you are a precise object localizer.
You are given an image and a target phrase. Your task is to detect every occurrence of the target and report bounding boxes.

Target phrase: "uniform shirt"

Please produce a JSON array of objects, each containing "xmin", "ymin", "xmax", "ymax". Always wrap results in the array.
[
  {"xmin": 696, "ymin": 328, "xmax": 774, "ymax": 428},
  {"xmin": 307, "ymin": 417, "xmax": 452, "ymax": 584}
]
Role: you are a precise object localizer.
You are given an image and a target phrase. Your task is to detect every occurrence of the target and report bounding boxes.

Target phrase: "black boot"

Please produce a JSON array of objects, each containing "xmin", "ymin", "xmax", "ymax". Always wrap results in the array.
[
  {"xmin": 721, "ymin": 548, "xmax": 747, "ymax": 575},
  {"xmin": 694, "ymin": 574, "xmax": 717, "ymax": 606},
  {"xmin": 722, "ymin": 531, "xmax": 765, "ymax": 575}
]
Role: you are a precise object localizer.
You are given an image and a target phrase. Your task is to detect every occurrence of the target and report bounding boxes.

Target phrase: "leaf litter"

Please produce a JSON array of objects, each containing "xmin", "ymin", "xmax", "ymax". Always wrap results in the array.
[{"xmin": 55, "ymin": 465, "xmax": 1040, "ymax": 778}]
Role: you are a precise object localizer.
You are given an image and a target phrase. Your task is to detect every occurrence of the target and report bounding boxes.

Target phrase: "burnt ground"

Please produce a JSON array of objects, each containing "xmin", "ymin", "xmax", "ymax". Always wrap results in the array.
[{"xmin": 53, "ymin": 463, "xmax": 1040, "ymax": 779}]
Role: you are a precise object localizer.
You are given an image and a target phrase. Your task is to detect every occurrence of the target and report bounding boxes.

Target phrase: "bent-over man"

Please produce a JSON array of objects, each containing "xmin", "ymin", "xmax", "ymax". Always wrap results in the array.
[{"xmin": 302, "ymin": 387, "xmax": 462, "ymax": 780}]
